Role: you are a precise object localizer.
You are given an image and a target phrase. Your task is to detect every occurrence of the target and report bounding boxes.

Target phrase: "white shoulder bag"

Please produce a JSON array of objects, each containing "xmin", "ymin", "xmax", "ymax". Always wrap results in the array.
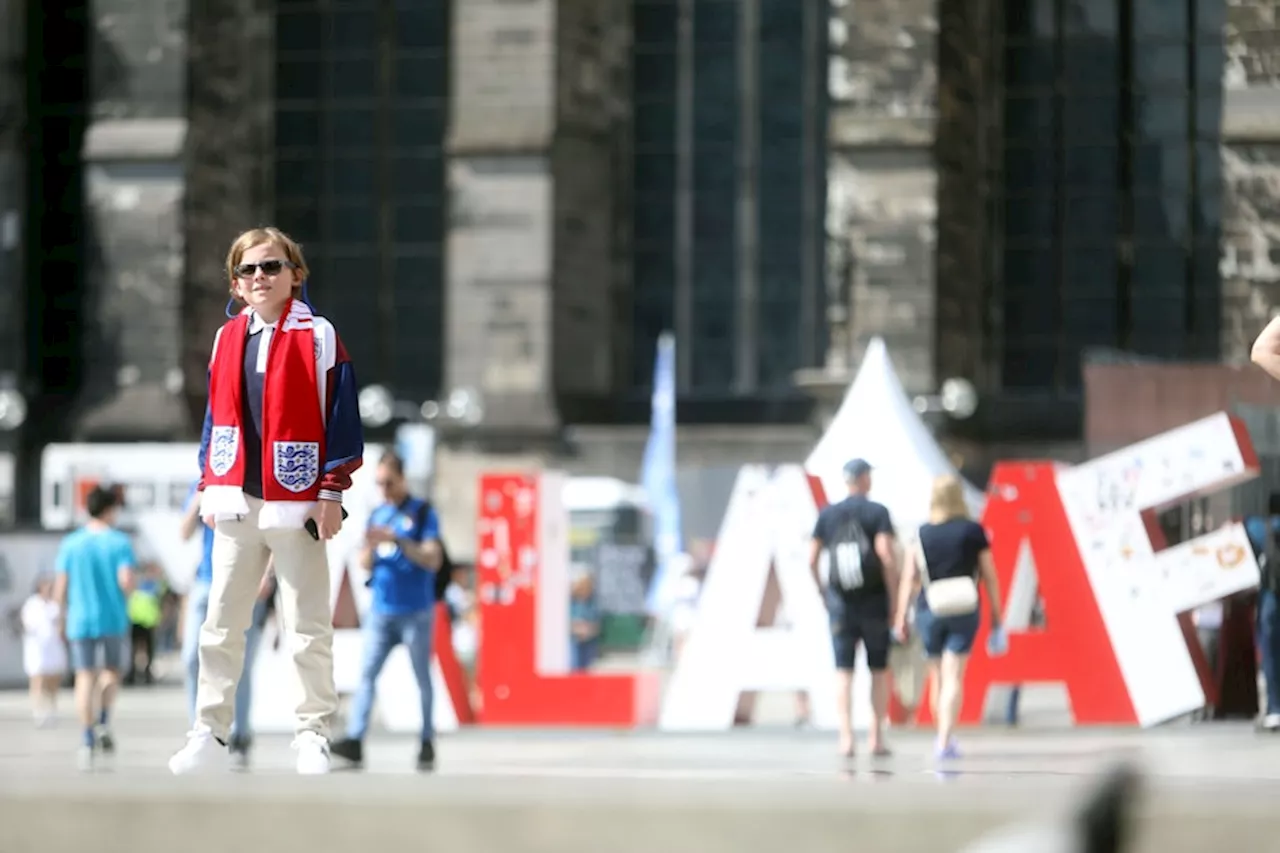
[{"xmin": 917, "ymin": 526, "xmax": 979, "ymax": 617}]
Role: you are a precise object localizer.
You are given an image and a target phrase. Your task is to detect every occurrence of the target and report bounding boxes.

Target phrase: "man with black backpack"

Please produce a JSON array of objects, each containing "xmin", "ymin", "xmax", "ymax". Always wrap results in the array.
[
  {"xmin": 809, "ymin": 458, "xmax": 899, "ymax": 759},
  {"xmin": 329, "ymin": 451, "xmax": 447, "ymax": 772}
]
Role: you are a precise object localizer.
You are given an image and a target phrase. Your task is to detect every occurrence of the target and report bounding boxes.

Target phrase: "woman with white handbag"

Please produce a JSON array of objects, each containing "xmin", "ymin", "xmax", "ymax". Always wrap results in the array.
[{"xmin": 893, "ymin": 474, "xmax": 1004, "ymax": 760}]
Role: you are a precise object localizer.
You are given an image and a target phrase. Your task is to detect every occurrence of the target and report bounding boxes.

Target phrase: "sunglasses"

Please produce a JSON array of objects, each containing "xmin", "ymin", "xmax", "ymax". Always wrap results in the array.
[{"xmin": 234, "ymin": 259, "xmax": 296, "ymax": 278}]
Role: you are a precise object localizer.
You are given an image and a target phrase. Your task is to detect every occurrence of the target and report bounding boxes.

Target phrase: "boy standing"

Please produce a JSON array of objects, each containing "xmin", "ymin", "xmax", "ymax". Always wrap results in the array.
[
  {"xmin": 169, "ymin": 227, "xmax": 364, "ymax": 775},
  {"xmin": 53, "ymin": 485, "xmax": 136, "ymax": 770}
]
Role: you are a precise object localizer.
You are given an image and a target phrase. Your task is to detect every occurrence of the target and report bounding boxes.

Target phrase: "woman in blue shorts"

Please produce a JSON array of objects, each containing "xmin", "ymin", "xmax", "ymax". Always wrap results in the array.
[{"xmin": 893, "ymin": 475, "xmax": 1003, "ymax": 760}]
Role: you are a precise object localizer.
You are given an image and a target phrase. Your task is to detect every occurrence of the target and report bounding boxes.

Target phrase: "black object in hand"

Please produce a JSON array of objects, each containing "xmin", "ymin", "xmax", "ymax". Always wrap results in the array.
[{"xmin": 305, "ymin": 506, "xmax": 350, "ymax": 540}]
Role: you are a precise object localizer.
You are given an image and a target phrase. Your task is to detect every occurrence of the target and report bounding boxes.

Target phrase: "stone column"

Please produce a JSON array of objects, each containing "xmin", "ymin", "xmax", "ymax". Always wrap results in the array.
[
  {"xmin": 446, "ymin": 0, "xmax": 559, "ymax": 436},
  {"xmin": 932, "ymin": 0, "xmax": 1003, "ymax": 389},
  {"xmin": 445, "ymin": 0, "xmax": 628, "ymax": 437},
  {"xmin": 0, "ymin": 0, "xmax": 22, "ymax": 380},
  {"xmin": 0, "ymin": 0, "xmax": 22, "ymax": 524},
  {"xmin": 76, "ymin": 0, "xmax": 192, "ymax": 439},
  {"xmin": 182, "ymin": 0, "xmax": 272, "ymax": 431},
  {"xmin": 825, "ymin": 0, "xmax": 939, "ymax": 393}
]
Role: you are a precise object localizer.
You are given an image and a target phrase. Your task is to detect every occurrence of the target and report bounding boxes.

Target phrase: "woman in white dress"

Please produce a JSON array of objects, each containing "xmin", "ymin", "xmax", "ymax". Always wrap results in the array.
[{"xmin": 22, "ymin": 573, "xmax": 68, "ymax": 727}]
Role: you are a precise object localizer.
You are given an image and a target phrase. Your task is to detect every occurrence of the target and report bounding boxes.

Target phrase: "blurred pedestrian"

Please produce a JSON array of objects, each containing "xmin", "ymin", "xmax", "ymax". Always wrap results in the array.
[
  {"xmin": 894, "ymin": 474, "xmax": 1005, "ymax": 760},
  {"xmin": 53, "ymin": 485, "xmax": 136, "ymax": 770},
  {"xmin": 125, "ymin": 562, "xmax": 164, "ymax": 685},
  {"xmin": 569, "ymin": 566, "xmax": 602, "ymax": 671},
  {"xmin": 21, "ymin": 573, "xmax": 66, "ymax": 728},
  {"xmin": 809, "ymin": 458, "xmax": 898, "ymax": 759}
]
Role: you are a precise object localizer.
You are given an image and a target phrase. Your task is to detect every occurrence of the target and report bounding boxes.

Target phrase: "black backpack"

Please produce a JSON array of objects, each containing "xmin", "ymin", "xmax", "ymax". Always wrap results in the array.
[
  {"xmin": 1263, "ymin": 518, "xmax": 1280, "ymax": 594},
  {"xmin": 827, "ymin": 512, "xmax": 877, "ymax": 593},
  {"xmin": 414, "ymin": 500, "xmax": 456, "ymax": 601}
]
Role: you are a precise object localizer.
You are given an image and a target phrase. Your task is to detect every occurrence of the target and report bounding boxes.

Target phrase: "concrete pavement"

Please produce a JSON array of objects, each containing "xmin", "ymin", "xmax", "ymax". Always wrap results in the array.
[{"xmin": 2, "ymin": 686, "xmax": 1279, "ymax": 853}]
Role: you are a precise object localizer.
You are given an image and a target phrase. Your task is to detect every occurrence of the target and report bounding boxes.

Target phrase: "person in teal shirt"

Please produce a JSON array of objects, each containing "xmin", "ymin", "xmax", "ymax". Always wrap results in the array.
[{"xmin": 53, "ymin": 485, "xmax": 137, "ymax": 769}]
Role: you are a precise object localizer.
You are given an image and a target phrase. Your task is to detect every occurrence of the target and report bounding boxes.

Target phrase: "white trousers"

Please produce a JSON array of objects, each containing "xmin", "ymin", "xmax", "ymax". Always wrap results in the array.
[{"xmin": 194, "ymin": 496, "xmax": 337, "ymax": 740}]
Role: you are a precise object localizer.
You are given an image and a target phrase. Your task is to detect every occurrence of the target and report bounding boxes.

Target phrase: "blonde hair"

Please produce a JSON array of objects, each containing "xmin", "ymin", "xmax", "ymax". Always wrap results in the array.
[
  {"xmin": 928, "ymin": 474, "xmax": 970, "ymax": 524},
  {"xmin": 224, "ymin": 227, "xmax": 310, "ymax": 297}
]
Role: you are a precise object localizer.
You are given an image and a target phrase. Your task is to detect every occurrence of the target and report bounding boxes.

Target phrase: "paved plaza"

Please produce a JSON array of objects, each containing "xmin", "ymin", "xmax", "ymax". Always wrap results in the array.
[{"xmin": 2, "ymin": 687, "xmax": 1280, "ymax": 853}]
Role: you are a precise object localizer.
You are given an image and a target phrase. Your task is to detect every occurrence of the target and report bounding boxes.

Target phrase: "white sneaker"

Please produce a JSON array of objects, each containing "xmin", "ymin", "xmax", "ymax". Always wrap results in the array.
[
  {"xmin": 77, "ymin": 745, "xmax": 94, "ymax": 771},
  {"xmin": 168, "ymin": 728, "xmax": 228, "ymax": 775},
  {"xmin": 293, "ymin": 731, "xmax": 331, "ymax": 775},
  {"xmin": 1264, "ymin": 713, "xmax": 1280, "ymax": 731}
]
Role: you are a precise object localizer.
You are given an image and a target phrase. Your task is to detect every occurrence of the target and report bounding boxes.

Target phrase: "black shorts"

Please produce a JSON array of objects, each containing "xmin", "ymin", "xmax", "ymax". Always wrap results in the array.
[{"xmin": 827, "ymin": 593, "xmax": 890, "ymax": 671}]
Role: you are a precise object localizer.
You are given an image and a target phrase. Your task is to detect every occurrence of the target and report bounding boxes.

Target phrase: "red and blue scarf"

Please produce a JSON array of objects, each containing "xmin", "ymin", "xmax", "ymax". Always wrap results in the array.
[{"xmin": 201, "ymin": 298, "xmax": 327, "ymax": 529}]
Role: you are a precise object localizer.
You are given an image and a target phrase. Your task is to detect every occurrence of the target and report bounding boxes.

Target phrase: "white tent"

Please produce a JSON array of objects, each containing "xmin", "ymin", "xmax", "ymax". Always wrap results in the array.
[{"xmin": 805, "ymin": 337, "xmax": 985, "ymax": 536}]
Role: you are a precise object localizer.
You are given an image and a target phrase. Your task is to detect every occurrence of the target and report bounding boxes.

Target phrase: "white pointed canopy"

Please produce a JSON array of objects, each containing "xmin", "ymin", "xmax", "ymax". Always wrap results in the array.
[{"xmin": 805, "ymin": 337, "xmax": 985, "ymax": 536}]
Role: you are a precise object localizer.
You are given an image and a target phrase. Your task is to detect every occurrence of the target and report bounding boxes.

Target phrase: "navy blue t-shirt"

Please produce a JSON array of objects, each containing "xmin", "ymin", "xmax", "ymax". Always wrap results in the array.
[
  {"xmin": 812, "ymin": 495, "xmax": 895, "ymax": 604},
  {"xmin": 917, "ymin": 518, "xmax": 989, "ymax": 584}
]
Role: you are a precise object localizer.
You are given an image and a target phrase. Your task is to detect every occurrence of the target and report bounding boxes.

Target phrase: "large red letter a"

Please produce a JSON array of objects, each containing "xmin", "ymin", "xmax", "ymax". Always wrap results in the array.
[{"xmin": 917, "ymin": 462, "xmax": 1137, "ymax": 726}]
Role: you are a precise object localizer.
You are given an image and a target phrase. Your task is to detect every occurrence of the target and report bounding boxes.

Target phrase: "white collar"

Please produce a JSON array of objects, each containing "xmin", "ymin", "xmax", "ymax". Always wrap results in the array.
[{"xmin": 247, "ymin": 311, "xmax": 278, "ymax": 335}]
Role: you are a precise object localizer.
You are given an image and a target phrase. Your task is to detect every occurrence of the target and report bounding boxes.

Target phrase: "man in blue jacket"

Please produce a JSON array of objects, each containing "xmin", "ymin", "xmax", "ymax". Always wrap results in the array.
[{"xmin": 330, "ymin": 451, "xmax": 443, "ymax": 771}]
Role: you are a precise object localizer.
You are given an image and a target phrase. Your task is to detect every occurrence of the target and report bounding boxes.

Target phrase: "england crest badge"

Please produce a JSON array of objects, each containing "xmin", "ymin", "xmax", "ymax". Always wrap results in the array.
[
  {"xmin": 209, "ymin": 426, "xmax": 240, "ymax": 476},
  {"xmin": 273, "ymin": 441, "xmax": 320, "ymax": 493}
]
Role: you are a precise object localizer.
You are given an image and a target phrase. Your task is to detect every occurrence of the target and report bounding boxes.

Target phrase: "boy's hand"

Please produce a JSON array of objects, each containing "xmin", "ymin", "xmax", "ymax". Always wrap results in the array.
[
  {"xmin": 309, "ymin": 499, "xmax": 345, "ymax": 540},
  {"xmin": 201, "ymin": 514, "xmax": 215, "ymax": 528}
]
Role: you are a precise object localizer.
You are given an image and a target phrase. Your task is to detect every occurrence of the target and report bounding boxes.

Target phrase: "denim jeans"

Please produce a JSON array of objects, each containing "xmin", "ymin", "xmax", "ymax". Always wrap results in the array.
[
  {"xmin": 183, "ymin": 580, "xmax": 266, "ymax": 740},
  {"xmin": 346, "ymin": 608, "xmax": 436, "ymax": 743},
  {"xmin": 571, "ymin": 637, "xmax": 599, "ymax": 671},
  {"xmin": 1258, "ymin": 589, "xmax": 1280, "ymax": 716}
]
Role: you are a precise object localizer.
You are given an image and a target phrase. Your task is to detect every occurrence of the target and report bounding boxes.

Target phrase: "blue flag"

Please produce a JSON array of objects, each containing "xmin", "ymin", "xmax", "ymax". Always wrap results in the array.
[{"xmin": 641, "ymin": 332, "xmax": 683, "ymax": 615}]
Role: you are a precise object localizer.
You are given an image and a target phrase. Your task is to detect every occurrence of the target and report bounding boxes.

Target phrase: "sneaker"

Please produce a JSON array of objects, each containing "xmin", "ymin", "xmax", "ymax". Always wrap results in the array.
[
  {"xmin": 77, "ymin": 744, "xmax": 94, "ymax": 771},
  {"xmin": 1262, "ymin": 713, "xmax": 1280, "ymax": 731},
  {"xmin": 293, "ymin": 731, "xmax": 331, "ymax": 775},
  {"xmin": 95, "ymin": 725, "xmax": 115, "ymax": 755},
  {"xmin": 228, "ymin": 736, "xmax": 252, "ymax": 771},
  {"xmin": 416, "ymin": 739, "xmax": 435, "ymax": 772},
  {"xmin": 329, "ymin": 737, "xmax": 364, "ymax": 769},
  {"xmin": 168, "ymin": 728, "xmax": 228, "ymax": 775},
  {"xmin": 935, "ymin": 741, "xmax": 962, "ymax": 761}
]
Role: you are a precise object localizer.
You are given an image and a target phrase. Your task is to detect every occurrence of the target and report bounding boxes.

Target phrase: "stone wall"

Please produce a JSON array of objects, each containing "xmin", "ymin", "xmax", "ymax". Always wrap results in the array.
[
  {"xmin": 1221, "ymin": 0, "xmax": 1280, "ymax": 365},
  {"xmin": 80, "ymin": 123, "xmax": 186, "ymax": 439},
  {"xmin": 1220, "ymin": 138, "xmax": 1280, "ymax": 363},
  {"xmin": 825, "ymin": 0, "xmax": 938, "ymax": 392},
  {"xmin": 89, "ymin": 0, "xmax": 185, "ymax": 121},
  {"xmin": 445, "ymin": 155, "xmax": 559, "ymax": 431},
  {"xmin": 77, "ymin": 0, "xmax": 192, "ymax": 439}
]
